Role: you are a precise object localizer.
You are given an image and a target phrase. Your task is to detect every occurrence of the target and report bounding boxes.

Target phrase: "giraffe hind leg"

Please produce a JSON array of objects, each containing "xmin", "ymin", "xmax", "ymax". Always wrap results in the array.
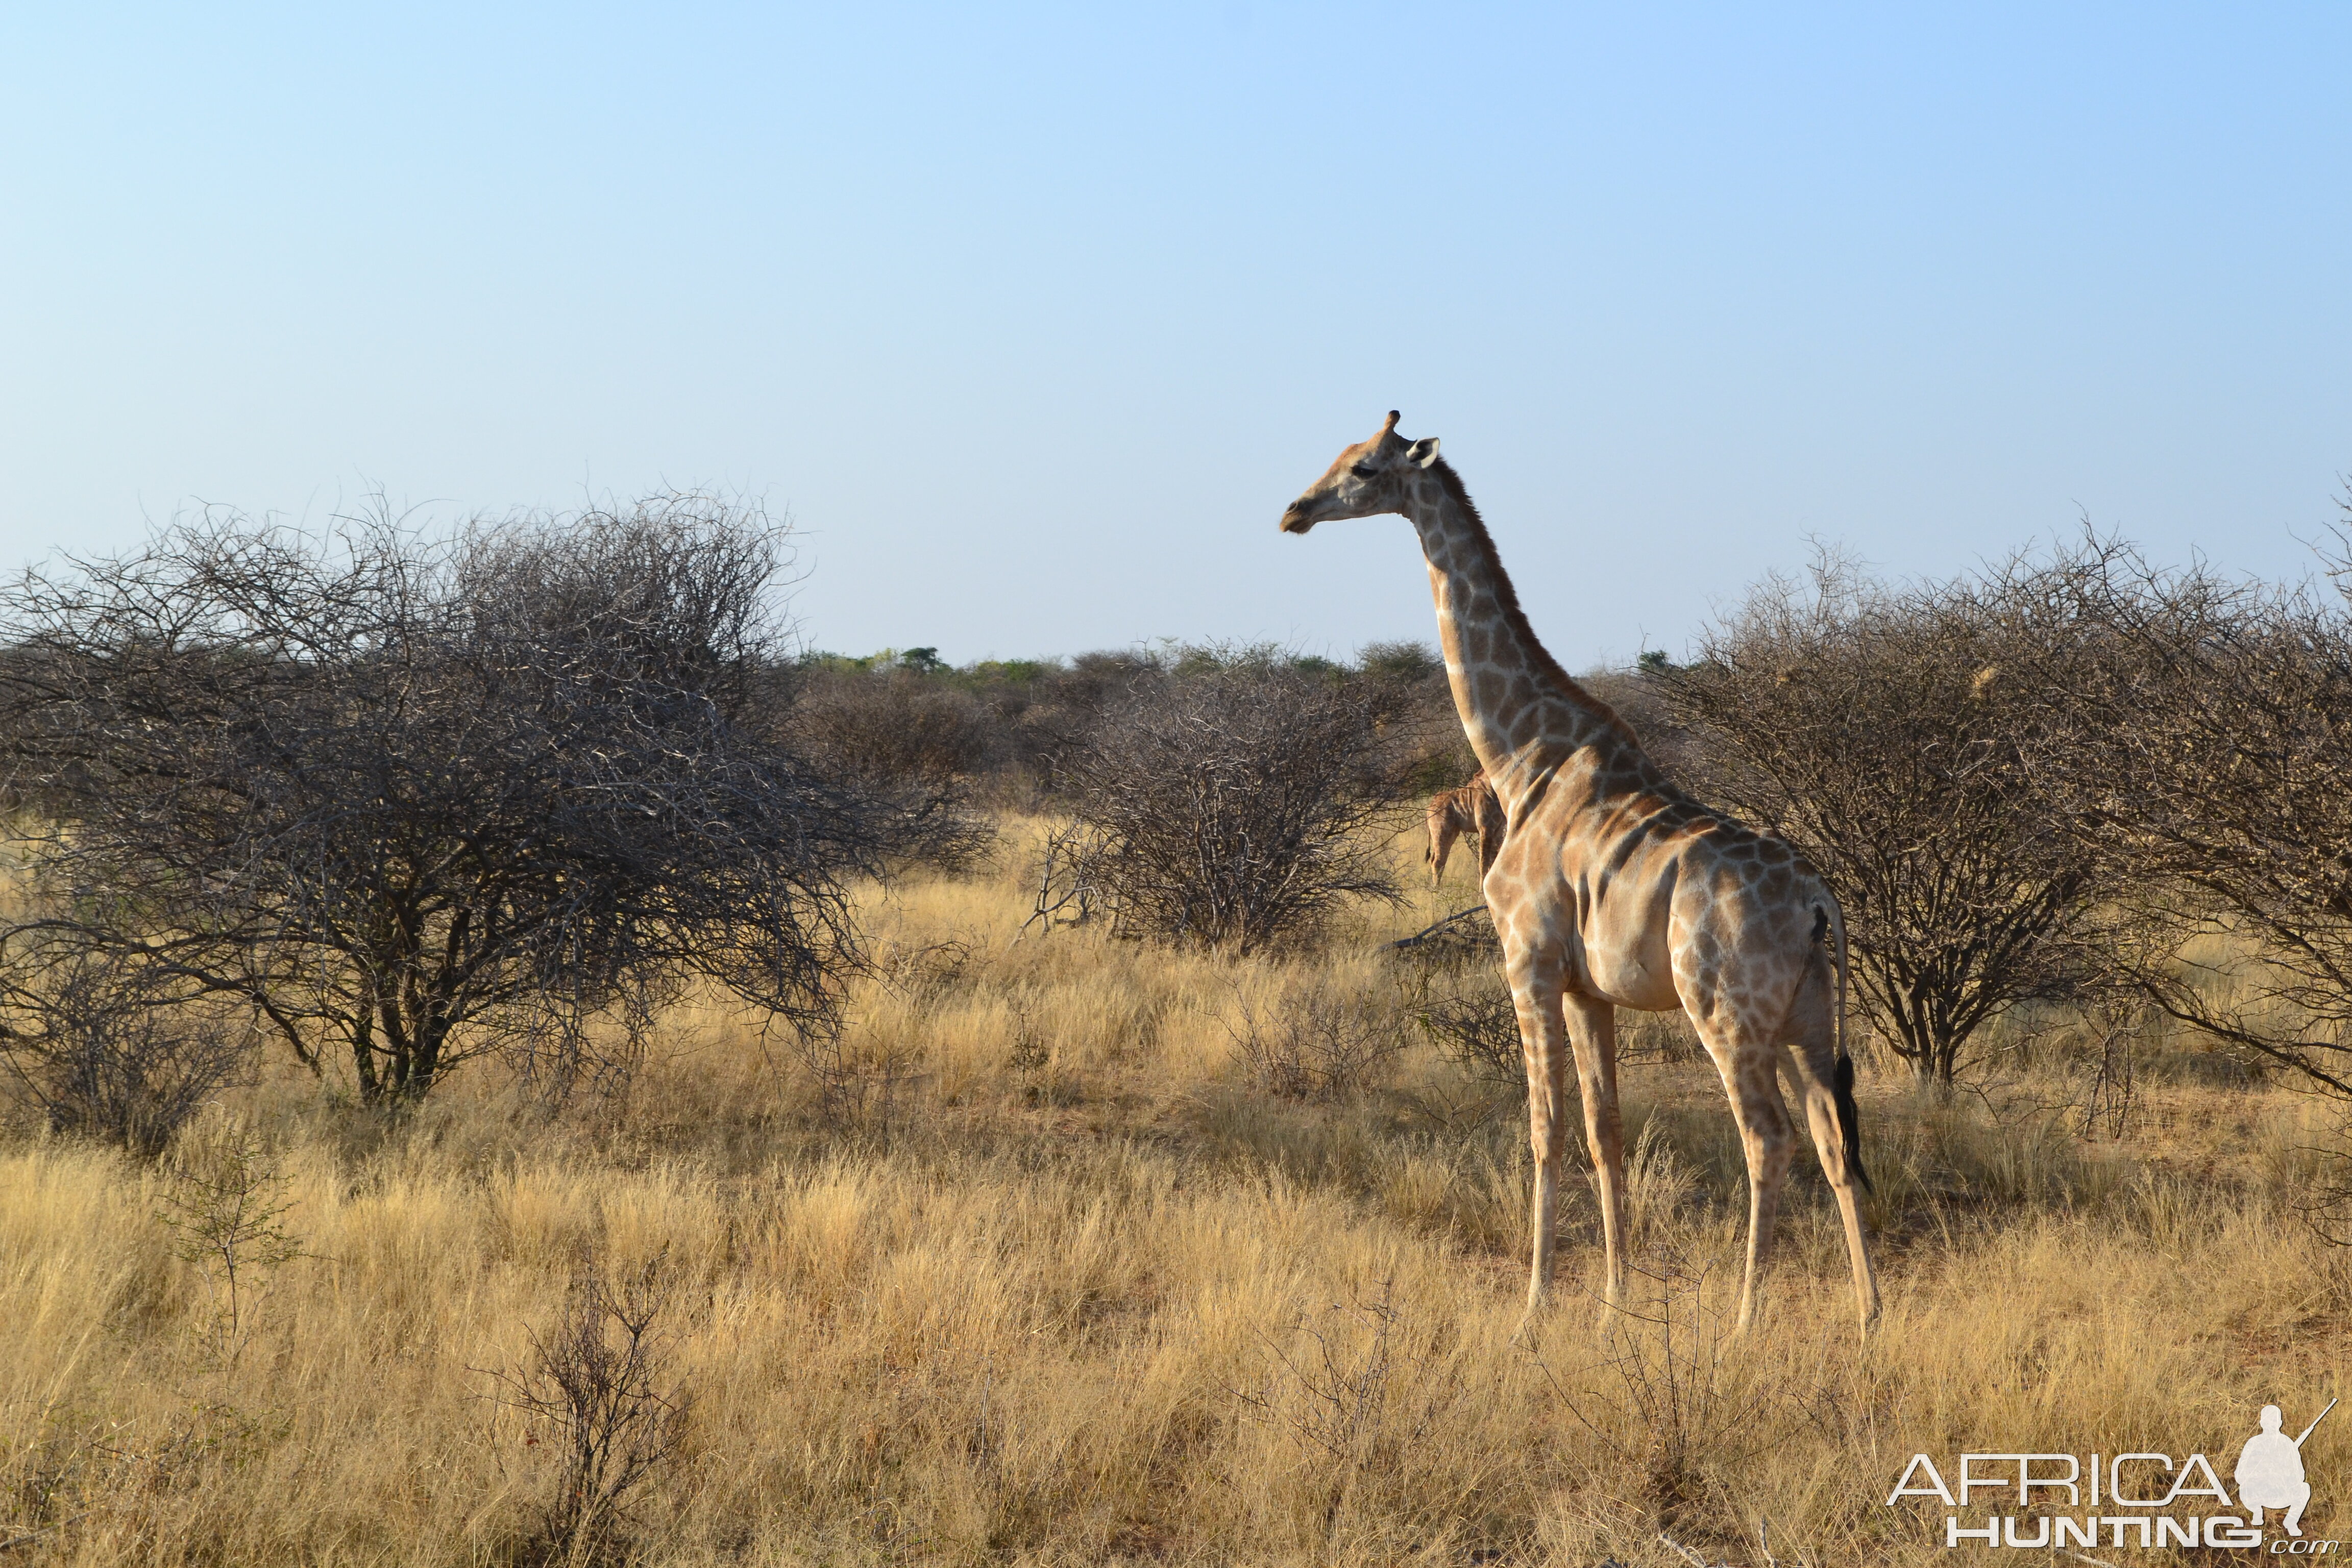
[
  {"xmin": 1781, "ymin": 952, "xmax": 1881, "ymax": 1329},
  {"xmin": 1692, "ymin": 1014, "xmax": 1796, "ymax": 1333}
]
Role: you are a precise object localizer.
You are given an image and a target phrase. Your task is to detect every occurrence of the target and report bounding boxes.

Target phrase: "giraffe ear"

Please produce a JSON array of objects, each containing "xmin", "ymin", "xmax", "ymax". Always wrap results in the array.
[{"xmin": 1406, "ymin": 437, "xmax": 1441, "ymax": 469}]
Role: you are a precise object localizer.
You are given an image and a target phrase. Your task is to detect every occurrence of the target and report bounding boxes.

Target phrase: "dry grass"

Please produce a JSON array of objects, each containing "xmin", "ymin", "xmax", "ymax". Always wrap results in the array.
[{"xmin": 1, "ymin": 817, "xmax": 2345, "ymax": 1565}]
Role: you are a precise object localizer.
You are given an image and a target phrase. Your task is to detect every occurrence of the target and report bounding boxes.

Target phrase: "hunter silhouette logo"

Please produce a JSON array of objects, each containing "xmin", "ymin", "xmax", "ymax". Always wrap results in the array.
[
  {"xmin": 2239, "ymin": 1400, "xmax": 2333, "ymax": 1537},
  {"xmin": 1885, "ymin": 1397, "xmax": 2337, "ymax": 1550}
]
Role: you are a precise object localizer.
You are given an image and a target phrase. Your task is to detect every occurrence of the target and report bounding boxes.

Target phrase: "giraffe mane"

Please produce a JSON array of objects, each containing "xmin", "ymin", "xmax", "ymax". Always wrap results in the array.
[{"xmin": 1426, "ymin": 454, "xmax": 1643, "ymax": 748}]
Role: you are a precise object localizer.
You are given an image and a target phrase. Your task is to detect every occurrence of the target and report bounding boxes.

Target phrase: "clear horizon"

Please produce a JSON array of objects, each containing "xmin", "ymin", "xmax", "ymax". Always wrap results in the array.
[{"xmin": 5, "ymin": 4, "xmax": 2346, "ymax": 667}]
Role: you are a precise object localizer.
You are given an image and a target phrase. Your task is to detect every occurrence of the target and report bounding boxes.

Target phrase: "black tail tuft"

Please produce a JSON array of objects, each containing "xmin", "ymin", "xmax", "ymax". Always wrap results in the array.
[{"xmin": 1834, "ymin": 1051, "xmax": 1872, "ymax": 1194}]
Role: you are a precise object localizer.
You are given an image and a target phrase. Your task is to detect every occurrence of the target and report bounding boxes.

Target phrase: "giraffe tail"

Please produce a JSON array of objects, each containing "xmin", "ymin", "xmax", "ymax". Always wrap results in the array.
[{"xmin": 1817, "ymin": 897, "xmax": 1871, "ymax": 1194}]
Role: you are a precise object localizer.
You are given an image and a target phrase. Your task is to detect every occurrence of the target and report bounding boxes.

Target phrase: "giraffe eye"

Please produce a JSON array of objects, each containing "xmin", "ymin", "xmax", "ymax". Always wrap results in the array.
[{"xmin": 1350, "ymin": 462, "xmax": 1379, "ymax": 479}]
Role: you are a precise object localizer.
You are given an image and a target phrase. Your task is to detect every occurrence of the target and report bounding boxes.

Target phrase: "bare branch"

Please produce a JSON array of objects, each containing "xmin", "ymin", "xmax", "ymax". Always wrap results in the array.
[{"xmin": 0, "ymin": 495, "xmax": 883, "ymax": 1105}]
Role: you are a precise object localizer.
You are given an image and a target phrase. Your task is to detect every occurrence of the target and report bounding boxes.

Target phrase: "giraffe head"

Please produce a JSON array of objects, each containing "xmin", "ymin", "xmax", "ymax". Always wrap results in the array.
[{"xmin": 1279, "ymin": 410, "xmax": 1442, "ymax": 534}]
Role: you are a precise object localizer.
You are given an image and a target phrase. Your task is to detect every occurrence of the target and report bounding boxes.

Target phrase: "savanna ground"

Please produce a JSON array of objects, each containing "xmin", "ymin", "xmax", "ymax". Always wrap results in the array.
[{"xmin": 3, "ymin": 817, "xmax": 2344, "ymax": 1566}]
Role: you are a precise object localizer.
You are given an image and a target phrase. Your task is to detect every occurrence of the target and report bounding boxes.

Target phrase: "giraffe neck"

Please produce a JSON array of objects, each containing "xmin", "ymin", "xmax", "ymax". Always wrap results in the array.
[{"xmin": 1402, "ymin": 461, "xmax": 1635, "ymax": 807}]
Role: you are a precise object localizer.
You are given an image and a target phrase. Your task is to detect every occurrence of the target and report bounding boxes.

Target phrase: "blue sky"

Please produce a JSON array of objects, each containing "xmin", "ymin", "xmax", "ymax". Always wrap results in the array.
[{"xmin": 4, "ymin": 4, "xmax": 2346, "ymax": 667}]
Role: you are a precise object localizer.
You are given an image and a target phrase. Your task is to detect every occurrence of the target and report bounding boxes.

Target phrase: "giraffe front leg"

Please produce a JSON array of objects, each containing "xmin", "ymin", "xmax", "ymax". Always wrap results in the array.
[
  {"xmin": 1506, "ymin": 950, "xmax": 1571, "ymax": 1326},
  {"xmin": 1564, "ymin": 992, "xmax": 1627, "ymax": 1315}
]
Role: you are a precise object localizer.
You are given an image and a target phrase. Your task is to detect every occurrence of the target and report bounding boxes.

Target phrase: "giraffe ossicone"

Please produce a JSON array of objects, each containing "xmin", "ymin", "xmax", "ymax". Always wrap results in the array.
[{"xmin": 1283, "ymin": 411, "xmax": 1880, "ymax": 1332}]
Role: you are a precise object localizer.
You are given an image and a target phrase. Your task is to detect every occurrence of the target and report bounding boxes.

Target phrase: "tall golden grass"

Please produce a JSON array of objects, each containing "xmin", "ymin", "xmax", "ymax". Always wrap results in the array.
[{"xmin": 1, "ymin": 817, "xmax": 2343, "ymax": 1564}]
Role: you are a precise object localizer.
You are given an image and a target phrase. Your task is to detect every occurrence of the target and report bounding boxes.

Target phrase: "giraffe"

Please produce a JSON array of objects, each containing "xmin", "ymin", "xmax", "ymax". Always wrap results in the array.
[
  {"xmin": 1281, "ymin": 412, "xmax": 1878, "ymax": 1332},
  {"xmin": 1425, "ymin": 771, "xmax": 1507, "ymax": 886}
]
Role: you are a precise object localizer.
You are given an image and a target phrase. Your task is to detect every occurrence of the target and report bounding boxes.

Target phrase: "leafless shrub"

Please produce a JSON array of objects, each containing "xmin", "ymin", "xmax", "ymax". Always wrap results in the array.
[
  {"xmin": 1584, "ymin": 665, "xmax": 1709, "ymax": 783},
  {"xmin": 1388, "ymin": 910, "xmax": 1523, "ymax": 1098},
  {"xmin": 1229, "ymin": 1277, "xmax": 1471, "ymax": 1543},
  {"xmin": 1526, "ymin": 1261, "xmax": 1775, "ymax": 1534},
  {"xmin": 1234, "ymin": 1279, "xmax": 1421, "ymax": 1464},
  {"xmin": 2288, "ymin": 1117, "xmax": 2352, "ymax": 1247},
  {"xmin": 0, "ymin": 496, "xmax": 885, "ymax": 1105},
  {"xmin": 1016, "ymin": 821, "xmax": 1107, "ymax": 938},
  {"xmin": 1659, "ymin": 549, "xmax": 2109, "ymax": 1083},
  {"xmin": 1619, "ymin": 1011, "xmax": 1705, "ymax": 1066},
  {"xmin": 2069, "ymin": 992, "xmax": 2143, "ymax": 1141},
  {"xmin": 1407, "ymin": 969, "xmax": 1524, "ymax": 1095},
  {"xmin": 156, "ymin": 1121, "xmax": 303, "ymax": 1364},
  {"xmin": 787, "ymin": 663, "xmax": 995, "ymax": 871},
  {"xmin": 784, "ymin": 1026, "xmax": 932, "ymax": 1146},
  {"xmin": 1226, "ymin": 981, "xmax": 1408, "ymax": 1101},
  {"xmin": 780, "ymin": 938, "xmax": 967, "ymax": 1139},
  {"xmin": 0, "ymin": 952, "xmax": 252, "ymax": 1159},
  {"xmin": 791, "ymin": 660, "xmax": 996, "ymax": 786},
  {"xmin": 1355, "ymin": 639, "xmax": 1476, "ymax": 795},
  {"xmin": 500, "ymin": 989, "xmax": 664, "ymax": 1113},
  {"xmin": 1059, "ymin": 651, "xmax": 1409, "ymax": 953},
  {"xmin": 1004, "ymin": 997, "xmax": 1081, "ymax": 1109},
  {"xmin": 1999, "ymin": 531, "xmax": 2352, "ymax": 1102},
  {"xmin": 489, "ymin": 1253, "xmax": 690, "ymax": 1566}
]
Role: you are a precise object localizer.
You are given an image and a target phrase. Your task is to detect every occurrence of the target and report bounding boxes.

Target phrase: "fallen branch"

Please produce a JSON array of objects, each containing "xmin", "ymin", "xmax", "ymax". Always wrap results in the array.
[
  {"xmin": 1658, "ymin": 1533, "xmax": 1716, "ymax": 1568},
  {"xmin": 1384, "ymin": 904, "xmax": 1489, "ymax": 952}
]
